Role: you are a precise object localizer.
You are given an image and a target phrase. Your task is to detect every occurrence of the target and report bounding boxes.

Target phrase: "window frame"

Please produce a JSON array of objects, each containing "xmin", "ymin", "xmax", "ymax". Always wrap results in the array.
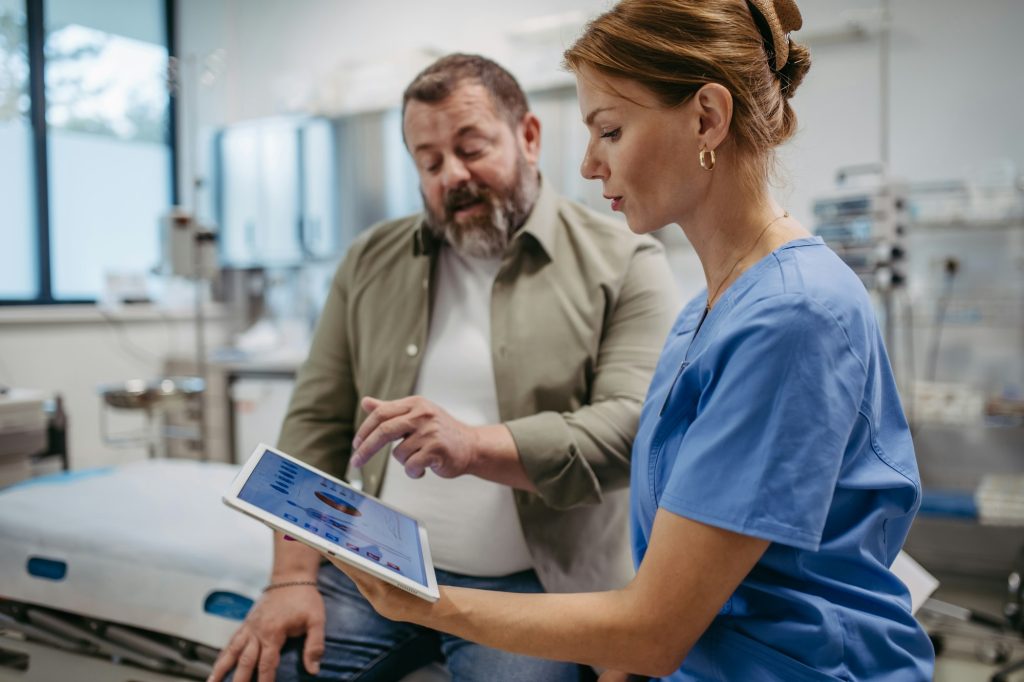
[{"xmin": 0, "ymin": 0, "xmax": 178, "ymax": 306}]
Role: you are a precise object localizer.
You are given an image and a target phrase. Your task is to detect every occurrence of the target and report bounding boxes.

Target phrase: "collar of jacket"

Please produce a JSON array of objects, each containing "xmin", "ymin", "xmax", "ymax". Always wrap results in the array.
[{"xmin": 410, "ymin": 174, "xmax": 559, "ymax": 261}]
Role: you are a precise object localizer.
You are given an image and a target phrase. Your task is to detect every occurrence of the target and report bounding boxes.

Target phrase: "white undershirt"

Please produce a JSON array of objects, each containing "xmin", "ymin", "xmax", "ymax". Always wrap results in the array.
[{"xmin": 378, "ymin": 245, "xmax": 533, "ymax": 577}]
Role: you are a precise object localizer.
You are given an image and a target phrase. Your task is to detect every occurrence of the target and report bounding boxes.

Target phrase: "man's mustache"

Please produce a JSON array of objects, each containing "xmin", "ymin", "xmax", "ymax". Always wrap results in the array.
[{"xmin": 444, "ymin": 185, "xmax": 494, "ymax": 216}]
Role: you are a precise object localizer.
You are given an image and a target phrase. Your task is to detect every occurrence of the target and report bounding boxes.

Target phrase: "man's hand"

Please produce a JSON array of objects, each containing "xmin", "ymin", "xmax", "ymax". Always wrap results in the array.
[
  {"xmin": 207, "ymin": 584, "xmax": 325, "ymax": 682},
  {"xmin": 350, "ymin": 396, "xmax": 479, "ymax": 479}
]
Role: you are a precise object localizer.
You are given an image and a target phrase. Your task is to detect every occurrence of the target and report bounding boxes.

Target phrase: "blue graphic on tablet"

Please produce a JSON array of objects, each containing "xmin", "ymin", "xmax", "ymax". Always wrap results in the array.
[{"xmin": 238, "ymin": 450, "xmax": 426, "ymax": 585}]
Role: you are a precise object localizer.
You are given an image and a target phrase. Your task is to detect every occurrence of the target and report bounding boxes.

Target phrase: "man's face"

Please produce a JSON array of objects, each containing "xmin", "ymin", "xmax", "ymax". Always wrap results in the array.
[{"xmin": 404, "ymin": 82, "xmax": 540, "ymax": 259}]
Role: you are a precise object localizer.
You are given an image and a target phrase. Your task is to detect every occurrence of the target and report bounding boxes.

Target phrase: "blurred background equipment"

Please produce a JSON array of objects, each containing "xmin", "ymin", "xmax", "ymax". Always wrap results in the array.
[
  {"xmin": 0, "ymin": 389, "xmax": 66, "ymax": 487},
  {"xmin": 813, "ymin": 165, "xmax": 909, "ymax": 365},
  {"xmin": 812, "ymin": 165, "xmax": 908, "ymax": 293},
  {"xmin": 97, "ymin": 376, "xmax": 204, "ymax": 459}
]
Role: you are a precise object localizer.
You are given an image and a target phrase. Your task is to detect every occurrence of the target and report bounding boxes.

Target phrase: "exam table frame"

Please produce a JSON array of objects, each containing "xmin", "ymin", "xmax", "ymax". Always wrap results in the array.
[{"xmin": 0, "ymin": 598, "xmax": 215, "ymax": 681}]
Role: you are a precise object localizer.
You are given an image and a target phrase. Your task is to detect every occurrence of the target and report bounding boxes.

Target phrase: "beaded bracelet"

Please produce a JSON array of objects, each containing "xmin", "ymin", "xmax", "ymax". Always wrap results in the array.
[{"xmin": 262, "ymin": 580, "xmax": 318, "ymax": 592}]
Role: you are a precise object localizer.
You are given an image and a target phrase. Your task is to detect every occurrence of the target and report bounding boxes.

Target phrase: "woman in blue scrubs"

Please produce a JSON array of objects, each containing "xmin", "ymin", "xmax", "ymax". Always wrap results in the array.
[{"xmin": 324, "ymin": 0, "xmax": 936, "ymax": 679}]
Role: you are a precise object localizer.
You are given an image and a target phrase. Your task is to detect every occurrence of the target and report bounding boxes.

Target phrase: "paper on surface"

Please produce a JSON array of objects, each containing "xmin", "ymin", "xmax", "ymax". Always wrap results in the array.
[{"xmin": 891, "ymin": 550, "xmax": 940, "ymax": 614}]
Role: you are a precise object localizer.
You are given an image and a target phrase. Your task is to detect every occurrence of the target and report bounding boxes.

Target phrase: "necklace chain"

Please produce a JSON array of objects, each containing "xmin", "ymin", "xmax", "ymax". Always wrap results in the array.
[{"xmin": 706, "ymin": 211, "xmax": 790, "ymax": 311}]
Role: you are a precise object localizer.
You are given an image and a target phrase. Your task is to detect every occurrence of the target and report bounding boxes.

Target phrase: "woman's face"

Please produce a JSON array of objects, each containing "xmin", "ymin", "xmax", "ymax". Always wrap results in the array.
[{"xmin": 576, "ymin": 67, "xmax": 700, "ymax": 235}]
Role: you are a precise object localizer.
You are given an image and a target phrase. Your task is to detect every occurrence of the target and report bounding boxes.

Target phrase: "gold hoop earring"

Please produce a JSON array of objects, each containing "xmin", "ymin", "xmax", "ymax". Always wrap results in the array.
[{"xmin": 699, "ymin": 147, "xmax": 716, "ymax": 171}]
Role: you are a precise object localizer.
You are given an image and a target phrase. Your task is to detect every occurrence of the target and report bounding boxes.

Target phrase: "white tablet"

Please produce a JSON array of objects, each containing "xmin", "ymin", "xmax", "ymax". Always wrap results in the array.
[{"xmin": 223, "ymin": 443, "xmax": 440, "ymax": 602}]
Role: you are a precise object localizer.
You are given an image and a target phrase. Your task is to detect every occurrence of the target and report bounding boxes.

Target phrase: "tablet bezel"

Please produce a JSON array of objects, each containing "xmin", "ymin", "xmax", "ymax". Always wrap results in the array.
[{"xmin": 223, "ymin": 443, "xmax": 440, "ymax": 602}]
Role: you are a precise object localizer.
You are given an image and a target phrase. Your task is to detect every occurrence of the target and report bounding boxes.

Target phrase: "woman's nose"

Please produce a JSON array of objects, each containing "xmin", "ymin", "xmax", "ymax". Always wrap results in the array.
[{"xmin": 579, "ymin": 143, "xmax": 605, "ymax": 181}]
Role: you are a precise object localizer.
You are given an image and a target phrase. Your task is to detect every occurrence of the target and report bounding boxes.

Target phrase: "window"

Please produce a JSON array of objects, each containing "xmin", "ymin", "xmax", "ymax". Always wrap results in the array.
[
  {"xmin": 0, "ymin": 0, "xmax": 35, "ymax": 299},
  {"xmin": 0, "ymin": 0, "xmax": 174, "ymax": 304}
]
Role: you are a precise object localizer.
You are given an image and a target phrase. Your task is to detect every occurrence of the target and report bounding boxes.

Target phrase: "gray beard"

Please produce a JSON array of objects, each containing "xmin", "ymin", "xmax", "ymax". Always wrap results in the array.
[{"xmin": 423, "ymin": 157, "xmax": 539, "ymax": 260}]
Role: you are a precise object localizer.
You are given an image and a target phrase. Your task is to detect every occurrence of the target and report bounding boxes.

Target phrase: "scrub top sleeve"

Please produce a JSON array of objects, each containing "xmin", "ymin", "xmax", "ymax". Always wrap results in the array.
[{"xmin": 659, "ymin": 294, "xmax": 867, "ymax": 551}]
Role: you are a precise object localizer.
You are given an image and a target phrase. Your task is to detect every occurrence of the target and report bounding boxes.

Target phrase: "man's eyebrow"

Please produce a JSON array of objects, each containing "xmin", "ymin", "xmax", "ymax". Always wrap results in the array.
[
  {"xmin": 455, "ymin": 124, "xmax": 488, "ymax": 138},
  {"xmin": 412, "ymin": 125, "xmax": 488, "ymax": 153},
  {"xmin": 584, "ymin": 106, "xmax": 615, "ymax": 126}
]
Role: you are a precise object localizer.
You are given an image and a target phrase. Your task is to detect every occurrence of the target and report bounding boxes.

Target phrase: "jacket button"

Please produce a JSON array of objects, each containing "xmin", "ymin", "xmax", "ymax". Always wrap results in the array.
[{"xmin": 406, "ymin": 344, "xmax": 418, "ymax": 357}]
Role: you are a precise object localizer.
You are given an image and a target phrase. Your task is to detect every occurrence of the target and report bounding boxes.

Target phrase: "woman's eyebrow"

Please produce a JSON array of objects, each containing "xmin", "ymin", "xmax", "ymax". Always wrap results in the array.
[{"xmin": 584, "ymin": 106, "xmax": 616, "ymax": 126}]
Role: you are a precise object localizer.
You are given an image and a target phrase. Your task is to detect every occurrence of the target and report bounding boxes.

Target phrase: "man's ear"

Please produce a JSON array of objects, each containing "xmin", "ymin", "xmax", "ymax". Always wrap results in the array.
[
  {"xmin": 518, "ymin": 112, "xmax": 542, "ymax": 164},
  {"xmin": 693, "ymin": 83, "xmax": 733, "ymax": 151}
]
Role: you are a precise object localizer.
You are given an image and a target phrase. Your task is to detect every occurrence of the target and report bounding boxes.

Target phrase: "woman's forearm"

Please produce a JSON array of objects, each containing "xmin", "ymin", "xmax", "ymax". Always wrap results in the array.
[
  {"xmin": 332, "ymin": 511, "xmax": 767, "ymax": 677},
  {"xmin": 418, "ymin": 585, "xmax": 687, "ymax": 677}
]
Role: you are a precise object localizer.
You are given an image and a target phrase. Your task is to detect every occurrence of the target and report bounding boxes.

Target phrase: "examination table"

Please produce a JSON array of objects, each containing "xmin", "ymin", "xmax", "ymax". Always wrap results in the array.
[
  {"xmin": 0, "ymin": 459, "xmax": 269, "ymax": 680},
  {"xmin": 0, "ymin": 459, "xmax": 448, "ymax": 681}
]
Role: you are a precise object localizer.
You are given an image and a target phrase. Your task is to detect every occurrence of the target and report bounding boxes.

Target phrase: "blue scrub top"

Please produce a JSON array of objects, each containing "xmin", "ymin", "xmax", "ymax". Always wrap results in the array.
[{"xmin": 632, "ymin": 237, "xmax": 934, "ymax": 681}]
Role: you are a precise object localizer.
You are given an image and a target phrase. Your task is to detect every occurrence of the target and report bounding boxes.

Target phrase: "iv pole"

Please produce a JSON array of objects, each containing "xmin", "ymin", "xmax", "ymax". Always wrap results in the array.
[
  {"xmin": 876, "ymin": 0, "xmax": 900, "ymax": 378},
  {"xmin": 165, "ymin": 50, "xmax": 224, "ymax": 460},
  {"xmin": 186, "ymin": 53, "xmax": 208, "ymax": 461}
]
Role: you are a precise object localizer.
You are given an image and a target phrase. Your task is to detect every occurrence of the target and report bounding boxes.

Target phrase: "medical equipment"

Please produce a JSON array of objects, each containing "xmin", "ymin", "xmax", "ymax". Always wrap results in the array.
[
  {"xmin": 97, "ymin": 377, "xmax": 205, "ymax": 458},
  {"xmin": 812, "ymin": 168, "xmax": 909, "ymax": 292},
  {"xmin": 160, "ymin": 209, "xmax": 219, "ymax": 282},
  {"xmin": 0, "ymin": 459, "xmax": 270, "ymax": 681},
  {"xmin": 813, "ymin": 169, "xmax": 911, "ymax": 386},
  {"xmin": 158, "ymin": 206, "xmax": 219, "ymax": 458},
  {"xmin": 918, "ymin": 559, "xmax": 1024, "ymax": 682},
  {"xmin": 0, "ymin": 390, "xmax": 48, "ymax": 488},
  {"xmin": 0, "ymin": 390, "xmax": 67, "ymax": 488}
]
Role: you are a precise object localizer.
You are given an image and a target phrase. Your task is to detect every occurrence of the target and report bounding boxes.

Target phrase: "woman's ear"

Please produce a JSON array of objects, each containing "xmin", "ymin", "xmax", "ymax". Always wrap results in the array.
[{"xmin": 694, "ymin": 83, "xmax": 733, "ymax": 150}]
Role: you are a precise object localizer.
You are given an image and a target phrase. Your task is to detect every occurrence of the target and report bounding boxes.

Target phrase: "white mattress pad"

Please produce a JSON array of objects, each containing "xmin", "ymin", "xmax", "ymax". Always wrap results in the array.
[{"xmin": 0, "ymin": 459, "xmax": 272, "ymax": 647}]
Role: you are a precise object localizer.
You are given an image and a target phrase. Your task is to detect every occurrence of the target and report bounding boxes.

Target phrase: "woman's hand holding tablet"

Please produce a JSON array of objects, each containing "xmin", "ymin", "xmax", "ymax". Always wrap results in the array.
[{"xmin": 223, "ymin": 443, "xmax": 440, "ymax": 602}]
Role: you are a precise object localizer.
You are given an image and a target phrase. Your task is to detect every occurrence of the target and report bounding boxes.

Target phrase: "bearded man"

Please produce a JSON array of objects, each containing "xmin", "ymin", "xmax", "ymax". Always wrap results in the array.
[{"xmin": 212, "ymin": 53, "xmax": 677, "ymax": 682}]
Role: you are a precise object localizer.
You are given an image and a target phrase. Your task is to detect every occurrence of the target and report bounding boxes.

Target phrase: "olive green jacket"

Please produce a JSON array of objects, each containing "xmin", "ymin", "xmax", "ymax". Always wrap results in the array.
[{"xmin": 278, "ymin": 180, "xmax": 678, "ymax": 593}]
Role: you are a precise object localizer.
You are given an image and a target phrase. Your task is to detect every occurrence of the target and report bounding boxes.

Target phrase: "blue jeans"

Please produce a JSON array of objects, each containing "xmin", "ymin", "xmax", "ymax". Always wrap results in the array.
[{"xmin": 271, "ymin": 562, "xmax": 589, "ymax": 682}]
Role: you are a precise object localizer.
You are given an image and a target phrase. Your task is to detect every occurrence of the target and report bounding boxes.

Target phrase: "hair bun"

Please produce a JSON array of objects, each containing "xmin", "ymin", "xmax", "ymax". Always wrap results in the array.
[{"xmin": 747, "ymin": 0, "xmax": 803, "ymax": 71}]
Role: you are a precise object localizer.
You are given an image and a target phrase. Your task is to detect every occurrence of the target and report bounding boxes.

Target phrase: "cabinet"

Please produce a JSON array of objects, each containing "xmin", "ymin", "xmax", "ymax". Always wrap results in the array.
[
  {"xmin": 333, "ymin": 109, "xmax": 420, "ymax": 248},
  {"xmin": 299, "ymin": 119, "xmax": 338, "ymax": 258},
  {"xmin": 216, "ymin": 117, "xmax": 338, "ymax": 266}
]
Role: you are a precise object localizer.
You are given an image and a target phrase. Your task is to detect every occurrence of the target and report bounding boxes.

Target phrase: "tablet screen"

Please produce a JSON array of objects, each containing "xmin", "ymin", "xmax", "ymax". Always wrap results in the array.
[{"xmin": 237, "ymin": 449, "xmax": 428, "ymax": 587}]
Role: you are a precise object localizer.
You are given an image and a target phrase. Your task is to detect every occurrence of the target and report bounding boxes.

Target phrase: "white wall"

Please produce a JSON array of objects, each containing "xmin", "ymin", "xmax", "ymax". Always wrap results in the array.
[{"xmin": 176, "ymin": 0, "xmax": 1024, "ymax": 231}]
